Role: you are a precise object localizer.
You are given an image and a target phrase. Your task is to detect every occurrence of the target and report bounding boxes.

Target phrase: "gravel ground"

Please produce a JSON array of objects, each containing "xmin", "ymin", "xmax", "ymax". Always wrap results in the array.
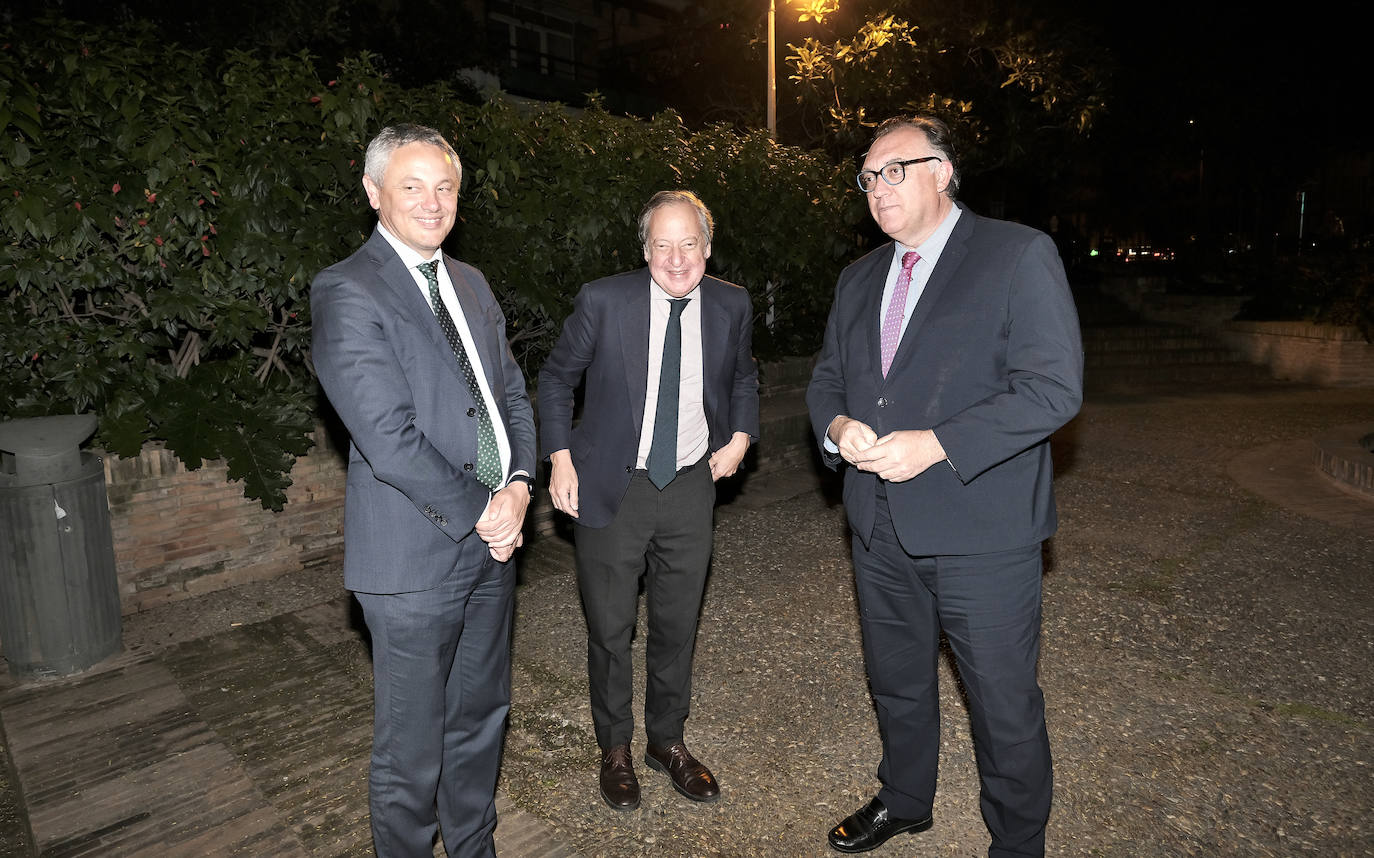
[
  {"xmin": 3, "ymin": 384, "xmax": 1368, "ymax": 858},
  {"xmin": 497, "ymin": 386, "xmax": 1374, "ymax": 857}
]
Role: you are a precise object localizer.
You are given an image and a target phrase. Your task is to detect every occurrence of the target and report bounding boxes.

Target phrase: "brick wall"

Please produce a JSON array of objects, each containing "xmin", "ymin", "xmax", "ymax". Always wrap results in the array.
[
  {"xmin": 1313, "ymin": 435, "xmax": 1374, "ymax": 498},
  {"xmin": 100, "ymin": 428, "xmax": 348, "ymax": 613},
  {"xmin": 1219, "ymin": 322, "xmax": 1374, "ymax": 387}
]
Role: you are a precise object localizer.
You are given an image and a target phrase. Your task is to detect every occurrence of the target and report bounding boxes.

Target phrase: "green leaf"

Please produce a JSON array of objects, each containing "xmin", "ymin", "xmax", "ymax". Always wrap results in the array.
[
  {"xmin": 99, "ymin": 407, "xmax": 151, "ymax": 457},
  {"xmin": 151, "ymin": 378, "xmax": 221, "ymax": 470}
]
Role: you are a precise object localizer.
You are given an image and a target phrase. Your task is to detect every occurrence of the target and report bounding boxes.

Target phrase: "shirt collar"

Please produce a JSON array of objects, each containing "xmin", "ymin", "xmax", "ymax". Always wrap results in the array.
[
  {"xmin": 649, "ymin": 277, "xmax": 700, "ymax": 303},
  {"xmin": 896, "ymin": 203, "xmax": 963, "ymax": 262},
  {"xmin": 376, "ymin": 223, "xmax": 442, "ymax": 271}
]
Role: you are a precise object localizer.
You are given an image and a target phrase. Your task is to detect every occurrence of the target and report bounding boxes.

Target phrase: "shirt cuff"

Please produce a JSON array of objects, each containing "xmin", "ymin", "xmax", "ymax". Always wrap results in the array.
[{"xmin": 823, "ymin": 415, "xmax": 842, "ymax": 453}]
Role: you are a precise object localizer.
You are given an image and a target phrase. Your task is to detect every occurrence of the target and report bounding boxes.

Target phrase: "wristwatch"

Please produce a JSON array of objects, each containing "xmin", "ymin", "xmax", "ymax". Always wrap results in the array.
[{"xmin": 506, "ymin": 474, "xmax": 534, "ymax": 496}]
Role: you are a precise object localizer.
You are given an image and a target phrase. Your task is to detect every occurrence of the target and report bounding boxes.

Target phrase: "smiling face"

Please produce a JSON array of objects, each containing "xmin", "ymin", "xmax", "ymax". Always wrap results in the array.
[
  {"xmin": 643, "ymin": 202, "xmax": 711, "ymax": 297},
  {"xmin": 362, "ymin": 141, "xmax": 459, "ymax": 256},
  {"xmin": 861, "ymin": 125, "xmax": 955, "ymax": 248}
]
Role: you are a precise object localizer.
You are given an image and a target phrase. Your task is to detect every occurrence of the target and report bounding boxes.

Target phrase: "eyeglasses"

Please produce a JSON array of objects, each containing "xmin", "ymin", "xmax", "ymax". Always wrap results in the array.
[{"xmin": 856, "ymin": 156, "xmax": 943, "ymax": 193}]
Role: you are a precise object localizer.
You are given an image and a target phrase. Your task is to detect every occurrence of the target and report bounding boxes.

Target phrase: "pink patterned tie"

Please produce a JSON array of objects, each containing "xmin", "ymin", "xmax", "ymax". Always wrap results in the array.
[{"xmin": 880, "ymin": 251, "xmax": 920, "ymax": 377}]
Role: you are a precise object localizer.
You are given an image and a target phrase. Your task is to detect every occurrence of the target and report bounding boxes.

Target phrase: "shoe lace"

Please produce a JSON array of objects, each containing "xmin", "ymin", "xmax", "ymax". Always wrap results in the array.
[{"xmin": 663, "ymin": 743, "xmax": 695, "ymax": 770}]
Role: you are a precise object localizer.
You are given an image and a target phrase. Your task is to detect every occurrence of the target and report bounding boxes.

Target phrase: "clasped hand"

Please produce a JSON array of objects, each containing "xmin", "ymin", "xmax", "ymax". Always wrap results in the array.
[
  {"xmin": 475, "ymin": 483, "xmax": 529, "ymax": 561},
  {"xmin": 829, "ymin": 417, "xmax": 946, "ymax": 483}
]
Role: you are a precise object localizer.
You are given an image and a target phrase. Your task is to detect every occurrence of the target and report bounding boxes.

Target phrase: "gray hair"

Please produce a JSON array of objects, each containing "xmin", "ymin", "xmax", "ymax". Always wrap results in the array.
[
  {"xmin": 638, "ymin": 190, "xmax": 714, "ymax": 249},
  {"xmin": 363, "ymin": 124, "xmax": 462, "ymax": 186},
  {"xmin": 869, "ymin": 116, "xmax": 960, "ymax": 200}
]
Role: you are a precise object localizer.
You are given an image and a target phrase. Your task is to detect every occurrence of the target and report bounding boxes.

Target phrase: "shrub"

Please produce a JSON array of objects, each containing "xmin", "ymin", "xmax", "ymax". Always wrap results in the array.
[
  {"xmin": 1, "ymin": 17, "xmax": 859, "ymax": 509},
  {"xmin": 1233, "ymin": 252, "xmax": 1374, "ymax": 342}
]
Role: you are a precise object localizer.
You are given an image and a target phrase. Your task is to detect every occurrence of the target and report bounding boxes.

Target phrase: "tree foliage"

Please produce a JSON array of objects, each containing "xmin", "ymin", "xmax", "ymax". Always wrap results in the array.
[
  {"xmin": 783, "ymin": 0, "xmax": 1111, "ymax": 168},
  {"xmin": 0, "ymin": 17, "xmax": 859, "ymax": 510},
  {"xmin": 0, "ymin": 22, "xmax": 379, "ymax": 509}
]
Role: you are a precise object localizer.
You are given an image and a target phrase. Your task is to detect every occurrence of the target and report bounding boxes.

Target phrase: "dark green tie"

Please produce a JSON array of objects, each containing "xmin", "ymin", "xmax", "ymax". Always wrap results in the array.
[
  {"xmin": 647, "ymin": 298, "xmax": 689, "ymax": 490},
  {"xmin": 417, "ymin": 260, "xmax": 502, "ymax": 492}
]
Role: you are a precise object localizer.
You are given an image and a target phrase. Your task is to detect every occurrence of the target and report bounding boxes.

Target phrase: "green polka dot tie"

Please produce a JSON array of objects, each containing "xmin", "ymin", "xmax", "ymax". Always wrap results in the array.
[{"xmin": 417, "ymin": 260, "xmax": 502, "ymax": 492}]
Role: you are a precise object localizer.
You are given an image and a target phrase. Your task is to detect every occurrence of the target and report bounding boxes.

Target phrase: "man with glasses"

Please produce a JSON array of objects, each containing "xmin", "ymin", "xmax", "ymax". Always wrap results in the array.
[
  {"xmin": 538, "ymin": 191, "xmax": 758, "ymax": 812},
  {"xmin": 807, "ymin": 116, "xmax": 1083, "ymax": 856}
]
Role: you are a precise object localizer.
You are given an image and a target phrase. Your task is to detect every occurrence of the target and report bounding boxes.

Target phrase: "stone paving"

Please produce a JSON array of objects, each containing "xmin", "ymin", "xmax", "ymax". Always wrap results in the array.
[{"xmin": 1, "ymin": 379, "xmax": 1371, "ymax": 857}]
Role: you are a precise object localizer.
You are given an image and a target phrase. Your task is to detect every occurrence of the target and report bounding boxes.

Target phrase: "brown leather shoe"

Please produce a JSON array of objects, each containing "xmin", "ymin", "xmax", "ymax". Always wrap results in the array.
[
  {"xmin": 644, "ymin": 742, "xmax": 720, "ymax": 802},
  {"xmin": 599, "ymin": 745, "xmax": 640, "ymax": 810}
]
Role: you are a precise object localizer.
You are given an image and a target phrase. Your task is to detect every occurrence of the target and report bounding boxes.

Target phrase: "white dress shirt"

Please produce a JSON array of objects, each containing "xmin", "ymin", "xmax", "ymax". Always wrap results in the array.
[{"xmin": 635, "ymin": 280, "xmax": 709, "ymax": 471}]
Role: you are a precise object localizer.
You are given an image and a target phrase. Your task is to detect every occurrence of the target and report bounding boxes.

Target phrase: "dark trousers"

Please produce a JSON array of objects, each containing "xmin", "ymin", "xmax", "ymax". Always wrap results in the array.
[
  {"xmin": 574, "ymin": 463, "xmax": 714, "ymax": 750},
  {"xmin": 853, "ymin": 492, "xmax": 1052, "ymax": 858},
  {"xmin": 354, "ymin": 538, "xmax": 514, "ymax": 858}
]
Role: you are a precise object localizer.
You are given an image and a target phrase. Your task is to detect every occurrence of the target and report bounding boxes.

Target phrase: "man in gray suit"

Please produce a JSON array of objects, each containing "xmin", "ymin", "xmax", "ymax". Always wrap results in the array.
[
  {"xmin": 538, "ymin": 190, "xmax": 758, "ymax": 811},
  {"xmin": 311, "ymin": 124, "xmax": 536, "ymax": 858},
  {"xmin": 808, "ymin": 116, "xmax": 1083, "ymax": 856}
]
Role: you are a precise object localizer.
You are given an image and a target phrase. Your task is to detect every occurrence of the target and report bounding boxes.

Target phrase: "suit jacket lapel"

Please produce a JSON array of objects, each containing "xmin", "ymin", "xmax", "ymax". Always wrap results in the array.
[
  {"xmin": 854, "ymin": 247, "xmax": 892, "ymax": 383},
  {"xmin": 368, "ymin": 235, "xmax": 458, "ymax": 373},
  {"xmin": 620, "ymin": 276, "xmax": 651, "ymax": 441},
  {"xmin": 446, "ymin": 257, "xmax": 501, "ymax": 393},
  {"xmin": 365, "ymin": 231, "xmax": 480, "ymax": 392}
]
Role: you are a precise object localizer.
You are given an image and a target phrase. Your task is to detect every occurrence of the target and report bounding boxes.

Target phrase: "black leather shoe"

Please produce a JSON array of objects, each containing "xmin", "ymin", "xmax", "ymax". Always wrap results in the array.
[
  {"xmin": 828, "ymin": 797, "xmax": 932, "ymax": 853},
  {"xmin": 599, "ymin": 745, "xmax": 640, "ymax": 810},
  {"xmin": 644, "ymin": 742, "xmax": 720, "ymax": 802}
]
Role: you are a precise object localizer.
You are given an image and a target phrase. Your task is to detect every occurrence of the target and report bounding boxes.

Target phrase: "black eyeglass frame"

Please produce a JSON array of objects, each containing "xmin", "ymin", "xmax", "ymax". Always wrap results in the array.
[{"xmin": 856, "ymin": 156, "xmax": 944, "ymax": 193}]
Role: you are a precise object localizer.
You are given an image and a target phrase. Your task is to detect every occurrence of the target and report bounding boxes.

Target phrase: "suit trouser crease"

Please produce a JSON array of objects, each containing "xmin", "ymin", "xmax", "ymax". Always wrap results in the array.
[
  {"xmin": 356, "ymin": 541, "xmax": 514, "ymax": 858},
  {"xmin": 852, "ymin": 491, "xmax": 1052, "ymax": 857},
  {"xmin": 575, "ymin": 466, "xmax": 714, "ymax": 749}
]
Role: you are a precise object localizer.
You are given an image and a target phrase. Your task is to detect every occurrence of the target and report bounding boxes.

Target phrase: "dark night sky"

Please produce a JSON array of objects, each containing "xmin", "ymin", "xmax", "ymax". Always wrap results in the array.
[
  {"xmin": 1034, "ymin": 0, "xmax": 1367, "ymax": 246},
  {"xmin": 1076, "ymin": 0, "xmax": 1363, "ymax": 149}
]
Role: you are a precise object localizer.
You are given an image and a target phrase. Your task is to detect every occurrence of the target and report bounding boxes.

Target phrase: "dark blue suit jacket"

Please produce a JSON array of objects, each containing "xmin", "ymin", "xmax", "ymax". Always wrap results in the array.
[
  {"xmin": 807, "ymin": 206, "xmax": 1083, "ymax": 555},
  {"xmin": 311, "ymin": 230, "xmax": 536, "ymax": 593},
  {"xmin": 537, "ymin": 268, "xmax": 760, "ymax": 529}
]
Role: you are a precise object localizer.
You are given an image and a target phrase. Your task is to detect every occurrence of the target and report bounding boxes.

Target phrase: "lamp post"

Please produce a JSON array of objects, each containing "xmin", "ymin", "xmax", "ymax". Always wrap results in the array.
[
  {"xmin": 767, "ymin": 0, "xmax": 777, "ymax": 139},
  {"xmin": 769, "ymin": 2, "xmax": 834, "ymax": 139}
]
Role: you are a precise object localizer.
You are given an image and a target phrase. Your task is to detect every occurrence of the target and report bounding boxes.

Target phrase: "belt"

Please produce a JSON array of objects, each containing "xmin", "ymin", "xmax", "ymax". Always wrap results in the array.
[{"xmin": 634, "ymin": 456, "xmax": 705, "ymax": 477}]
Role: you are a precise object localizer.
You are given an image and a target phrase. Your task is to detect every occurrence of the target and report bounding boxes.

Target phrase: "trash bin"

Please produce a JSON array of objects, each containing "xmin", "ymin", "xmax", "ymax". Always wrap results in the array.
[{"xmin": 0, "ymin": 414, "xmax": 122, "ymax": 680}]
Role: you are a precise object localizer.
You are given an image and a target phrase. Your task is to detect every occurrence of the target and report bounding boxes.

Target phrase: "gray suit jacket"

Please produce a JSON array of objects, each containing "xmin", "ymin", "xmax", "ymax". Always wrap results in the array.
[
  {"xmin": 311, "ymin": 229, "xmax": 536, "ymax": 593},
  {"xmin": 807, "ymin": 205, "xmax": 1083, "ymax": 554},
  {"xmin": 537, "ymin": 268, "xmax": 760, "ymax": 529}
]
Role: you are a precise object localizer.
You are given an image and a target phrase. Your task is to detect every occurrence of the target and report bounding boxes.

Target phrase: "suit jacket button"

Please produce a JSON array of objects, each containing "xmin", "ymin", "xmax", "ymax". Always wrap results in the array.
[
  {"xmin": 625, "ymin": 466, "xmax": 633, "ymax": 473},
  {"xmin": 464, "ymin": 462, "xmax": 474, "ymax": 471},
  {"xmin": 467, "ymin": 407, "xmax": 476, "ymax": 417},
  {"xmin": 877, "ymin": 397, "xmax": 889, "ymax": 407}
]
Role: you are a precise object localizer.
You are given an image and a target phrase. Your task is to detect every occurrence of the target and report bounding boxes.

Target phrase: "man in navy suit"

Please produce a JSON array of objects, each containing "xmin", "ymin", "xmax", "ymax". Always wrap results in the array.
[
  {"xmin": 311, "ymin": 124, "xmax": 535, "ymax": 858},
  {"xmin": 538, "ymin": 190, "xmax": 759, "ymax": 811},
  {"xmin": 807, "ymin": 116, "xmax": 1083, "ymax": 857}
]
